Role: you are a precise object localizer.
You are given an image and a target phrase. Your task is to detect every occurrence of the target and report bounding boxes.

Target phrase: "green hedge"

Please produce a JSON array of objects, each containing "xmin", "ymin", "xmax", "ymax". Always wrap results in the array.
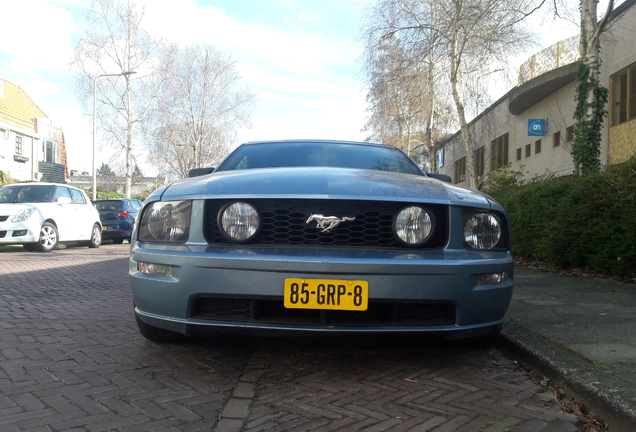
[
  {"xmin": 490, "ymin": 158, "xmax": 636, "ymax": 279},
  {"xmin": 0, "ymin": 170, "xmax": 15, "ymax": 187}
]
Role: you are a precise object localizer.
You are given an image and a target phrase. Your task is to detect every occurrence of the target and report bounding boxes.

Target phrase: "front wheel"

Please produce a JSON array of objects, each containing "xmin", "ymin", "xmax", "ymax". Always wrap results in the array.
[
  {"xmin": 88, "ymin": 224, "xmax": 102, "ymax": 248},
  {"xmin": 135, "ymin": 313, "xmax": 187, "ymax": 343},
  {"xmin": 35, "ymin": 222, "xmax": 59, "ymax": 252}
]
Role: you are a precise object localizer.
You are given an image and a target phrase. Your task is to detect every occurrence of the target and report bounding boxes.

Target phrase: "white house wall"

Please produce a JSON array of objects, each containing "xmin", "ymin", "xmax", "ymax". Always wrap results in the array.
[{"xmin": 0, "ymin": 122, "xmax": 39, "ymax": 182}]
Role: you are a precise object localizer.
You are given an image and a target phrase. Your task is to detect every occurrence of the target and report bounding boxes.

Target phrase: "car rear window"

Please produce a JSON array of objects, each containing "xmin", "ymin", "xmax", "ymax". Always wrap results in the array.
[{"xmin": 94, "ymin": 200, "xmax": 124, "ymax": 210}]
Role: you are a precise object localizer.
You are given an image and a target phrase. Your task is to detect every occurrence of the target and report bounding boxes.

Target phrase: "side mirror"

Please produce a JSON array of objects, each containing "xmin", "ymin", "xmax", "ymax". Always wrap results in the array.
[
  {"xmin": 57, "ymin": 196, "xmax": 72, "ymax": 204},
  {"xmin": 187, "ymin": 167, "xmax": 215, "ymax": 178},
  {"xmin": 427, "ymin": 173, "xmax": 453, "ymax": 183}
]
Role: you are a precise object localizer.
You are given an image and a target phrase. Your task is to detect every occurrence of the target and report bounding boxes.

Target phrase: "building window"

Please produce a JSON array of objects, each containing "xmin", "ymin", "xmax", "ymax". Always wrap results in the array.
[
  {"xmin": 475, "ymin": 146, "xmax": 485, "ymax": 178},
  {"xmin": 516, "ymin": 148, "xmax": 522, "ymax": 161},
  {"xmin": 553, "ymin": 131, "xmax": 561, "ymax": 147},
  {"xmin": 454, "ymin": 157, "xmax": 466, "ymax": 184},
  {"xmin": 525, "ymin": 143, "xmax": 531, "ymax": 158},
  {"xmin": 15, "ymin": 136, "xmax": 22, "ymax": 155},
  {"xmin": 43, "ymin": 141, "xmax": 56, "ymax": 163},
  {"xmin": 610, "ymin": 64, "xmax": 636, "ymax": 126},
  {"xmin": 565, "ymin": 126, "xmax": 574, "ymax": 143},
  {"xmin": 535, "ymin": 139, "xmax": 542, "ymax": 154},
  {"xmin": 490, "ymin": 133, "xmax": 509, "ymax": 171}
]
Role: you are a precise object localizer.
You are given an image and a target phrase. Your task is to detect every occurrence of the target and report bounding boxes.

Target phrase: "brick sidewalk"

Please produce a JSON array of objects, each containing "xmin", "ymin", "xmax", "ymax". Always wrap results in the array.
[{"xmin": 0, "ymin": 244, "xmax": 586, "ymax": 431}]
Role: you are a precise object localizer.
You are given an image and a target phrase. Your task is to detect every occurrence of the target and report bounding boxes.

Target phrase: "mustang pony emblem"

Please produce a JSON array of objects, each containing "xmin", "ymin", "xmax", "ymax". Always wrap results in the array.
[{"xmin": 306, "ymin": 214, "xmax": 356, "ymax": 232}]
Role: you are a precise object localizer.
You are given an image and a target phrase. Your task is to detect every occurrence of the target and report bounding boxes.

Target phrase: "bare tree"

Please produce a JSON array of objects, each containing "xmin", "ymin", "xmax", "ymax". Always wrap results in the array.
[
  {"xmin": 363, "ymin": 0, "xmax": 454, "ymax": 171},
  {"xmin": 362, "ymin": 0, "xmax": 537, "ymax": 187},
  {"xmin": 363, "ymin": 38, "xmax": 429, "ymax": 152},
  {"xmin": 73, "ymin": 0, "xmax": 164, "ymax": 197},
  {"xmin": 146, "ymin": 44, "xmax": 255, "ymax": 179}
]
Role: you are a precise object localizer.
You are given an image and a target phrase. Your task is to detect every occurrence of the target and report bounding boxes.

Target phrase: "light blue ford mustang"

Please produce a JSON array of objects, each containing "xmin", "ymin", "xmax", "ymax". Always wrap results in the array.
[{"xmin": 129, "ymin": 140, "xmax": 513, "ymax": 345}]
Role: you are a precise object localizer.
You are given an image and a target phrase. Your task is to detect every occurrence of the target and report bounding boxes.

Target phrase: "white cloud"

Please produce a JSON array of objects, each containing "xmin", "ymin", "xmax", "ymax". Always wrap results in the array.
[
  {"xmin": 237, "ymin": 90, "xmax": 367, "ymax": 144},
  {"xmin": 239, "ymin": 64, "xmax": 358, "ymax": 97},
  {"xmin": 12, "ymin": 74, "xmax": 61, "ymax": 101},
  {"xmin": 0, "ymin": 0, "xmax": 76, "ymax": 72},
  {"xmin": 1, "ymin": 0, "xmax": 370, "ymax": 176},
  {"xmin": 138, "ymin": 0, "xmax": 368, "ymax": 152},
  {"xmin": 140, "ymin": 0, "xmax": 361, "ymax": 75}
]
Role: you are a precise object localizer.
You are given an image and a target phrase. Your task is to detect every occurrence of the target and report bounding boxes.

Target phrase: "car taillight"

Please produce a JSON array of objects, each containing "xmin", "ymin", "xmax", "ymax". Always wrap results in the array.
[{"xmin": 116, "ymin": 211, "xmax": 130, "ymax": 217}]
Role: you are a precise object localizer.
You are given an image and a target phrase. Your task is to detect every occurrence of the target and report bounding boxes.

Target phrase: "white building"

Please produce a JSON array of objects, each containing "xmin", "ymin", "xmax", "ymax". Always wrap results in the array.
[
  {"xmin": 0, "ymin": 78, "xmax": 67, "ymax": 183},
  {"xmin": 438, "ymin": 0, "xmax": 636, "ymax": 186}
]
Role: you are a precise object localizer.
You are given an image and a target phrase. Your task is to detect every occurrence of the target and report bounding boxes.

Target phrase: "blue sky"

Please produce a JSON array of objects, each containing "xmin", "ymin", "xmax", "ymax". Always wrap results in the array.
[{"xmin": 0, "ymin": 0, "xmax": 582, "ymax": 176}]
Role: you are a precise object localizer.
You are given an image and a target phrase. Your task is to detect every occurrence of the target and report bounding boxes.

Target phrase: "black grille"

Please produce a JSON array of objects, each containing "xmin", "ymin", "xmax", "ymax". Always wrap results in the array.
[
  {"xmin": 0, "ymin": 231, "xmax": 6, "ymax": 238},
  {"xmin": 0, "ymin": 216, "xmax": 8, "ymax": 222},
  {"xmin": 191, "ymin": 296, "xmax": 455, "ymax": 326},
  {"xmin": 203, "ymin": 199, "xmax": 448, "ymax": 249}
]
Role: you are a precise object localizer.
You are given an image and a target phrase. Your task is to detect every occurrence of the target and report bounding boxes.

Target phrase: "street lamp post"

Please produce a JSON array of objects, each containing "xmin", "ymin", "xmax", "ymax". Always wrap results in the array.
[{"xmin": 92, "ymin": 71, "xmax": 136, "ymax": 201}]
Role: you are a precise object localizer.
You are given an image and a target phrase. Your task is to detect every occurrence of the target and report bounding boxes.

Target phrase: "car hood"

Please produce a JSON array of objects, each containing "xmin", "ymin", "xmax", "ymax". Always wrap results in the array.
[
  {"xmin": 158, "ymin": 167, "xmax": 492, "ymax": 208},
  {"xmin": 0, "ymin": 203, "xmax": 43, "ymax": 216}
]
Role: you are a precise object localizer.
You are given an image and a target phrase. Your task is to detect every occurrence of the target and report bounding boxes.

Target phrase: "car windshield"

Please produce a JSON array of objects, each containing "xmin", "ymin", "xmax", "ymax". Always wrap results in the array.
[
  {"xmin": 94, "ymin": 200, "xmax": 124, "ymax": 210},
  {"xmin": 215, "ymin": 142, "xmax": 423, "ymax": 175},
  {"xmin": 0, "ymin": 185, "xmax": 54, "ymax": 203}
]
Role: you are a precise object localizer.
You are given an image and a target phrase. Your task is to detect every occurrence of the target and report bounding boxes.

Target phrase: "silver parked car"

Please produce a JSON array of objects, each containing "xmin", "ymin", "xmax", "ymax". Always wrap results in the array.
[
  {"xmin": 0, "ymin": 183, "xmax": 102, "ymax": 252},
  {"xmin": 130, "ymin": 140, "xmax": 513, "ymax": 345}
]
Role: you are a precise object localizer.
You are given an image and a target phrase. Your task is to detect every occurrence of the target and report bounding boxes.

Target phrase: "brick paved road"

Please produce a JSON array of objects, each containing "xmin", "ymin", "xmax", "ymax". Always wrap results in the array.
[{"xmin": 0, "ymin": 244, "xmax": 582, "ymax": 431}]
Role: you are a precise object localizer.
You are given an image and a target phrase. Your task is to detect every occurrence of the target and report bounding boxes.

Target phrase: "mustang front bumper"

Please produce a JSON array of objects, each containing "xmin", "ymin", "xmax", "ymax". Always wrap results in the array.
[{"xmin": 130, "ymin": 242, "xmax": 514, "ymax": 339}]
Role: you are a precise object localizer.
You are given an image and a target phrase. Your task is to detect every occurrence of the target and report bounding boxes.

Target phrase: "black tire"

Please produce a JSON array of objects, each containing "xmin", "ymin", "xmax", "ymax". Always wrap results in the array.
[
  {"xmin": 112, "ymin": 238, "xmax": 124, "ymax": 244},
  {"xmin": 35, "ymin": 222, "xmax": 59, "ymax": 252},
  {"xmin": 88, "ymin": 224, "xmax": 102, "ymax": 248},
  {"xmin": 135, "ymin": 313, "xmax": 187, "ymax": 343}
]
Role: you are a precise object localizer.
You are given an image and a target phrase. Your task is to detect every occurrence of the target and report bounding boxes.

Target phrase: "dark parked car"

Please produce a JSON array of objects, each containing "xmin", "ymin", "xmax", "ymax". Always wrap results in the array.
[
  {"xmin": 93, "ymin": 199, "xmax": 142, "ymax": 243},
  {"xmin": 129, "ymin": 140, "xmax": 514, "ymax": 345}
]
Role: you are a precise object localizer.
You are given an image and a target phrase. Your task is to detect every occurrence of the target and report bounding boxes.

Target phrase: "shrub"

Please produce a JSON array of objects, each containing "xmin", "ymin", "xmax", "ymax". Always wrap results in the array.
[
  {"xmin": 0, "ymin": 170, "xmax": 16, "ymax": 187},
  {"xmin": 482, "ymin": 164, "xmax": 526, "ymax": 194},
  {"xmin": 491, "ymin": 157, "xmax": 636, "ymax": 279}
]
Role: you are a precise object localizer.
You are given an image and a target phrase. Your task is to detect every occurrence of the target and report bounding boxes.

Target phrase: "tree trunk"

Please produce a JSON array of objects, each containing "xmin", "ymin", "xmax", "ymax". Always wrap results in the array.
[
  {"xmin": 449, "ymin": 32, "xmax": 476, "ymax": 189},
  {"xmin": 573, "ymin": 0, "xmax": 614, "ymax": 175}
]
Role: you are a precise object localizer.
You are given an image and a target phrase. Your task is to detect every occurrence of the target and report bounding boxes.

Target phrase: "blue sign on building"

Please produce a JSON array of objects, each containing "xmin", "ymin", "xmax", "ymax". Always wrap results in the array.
[{"xmin": 528, "ymin": 119, "xmax": 546, "ymax": 136}]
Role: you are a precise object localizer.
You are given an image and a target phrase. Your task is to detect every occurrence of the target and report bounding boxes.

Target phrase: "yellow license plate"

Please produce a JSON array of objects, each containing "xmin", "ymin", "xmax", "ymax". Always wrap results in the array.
[{"xmin": 284, "ymin": 278, "xmax": 368, "ymax": 311}]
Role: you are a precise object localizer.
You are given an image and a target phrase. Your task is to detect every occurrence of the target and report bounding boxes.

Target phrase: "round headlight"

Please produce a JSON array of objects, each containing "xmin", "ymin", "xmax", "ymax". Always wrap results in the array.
[
  {"xmin": 218, "ymin": 202, "xmax": 260, "ymax": 242},
  {"xmin": 464, "ymin": 213, "xmax": 501, "ymax": 250},
  {"xmin": 138, "ymin": 200, "xmax": 192, "ymax": 243},
  {"xmin": 393, "ymin": 206, "xmax": 434, "ymax": 247}
]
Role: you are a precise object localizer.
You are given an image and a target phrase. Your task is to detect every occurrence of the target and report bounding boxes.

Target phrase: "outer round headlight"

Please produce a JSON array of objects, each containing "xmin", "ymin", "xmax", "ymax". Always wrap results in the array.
[
  {"xmin": 464, "ymin": 213, "xmax": 501, "ymax": 250},
  {"xmin": 218, "ymin": 202, "xmax": 260, "ymax": 242},
  {"xmin": 138, "ymin": 200, "xmax": 192, "ymax": 243},
  {"xmin": 393, "ymin": 206, "xmax": 434, "ymax": 247}
]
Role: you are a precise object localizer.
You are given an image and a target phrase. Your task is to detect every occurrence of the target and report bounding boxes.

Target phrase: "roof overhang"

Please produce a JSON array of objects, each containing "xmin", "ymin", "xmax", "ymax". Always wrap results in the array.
[{"xmin": 509, "ymin": 61, "xmax": 580, "ymax": 115}]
